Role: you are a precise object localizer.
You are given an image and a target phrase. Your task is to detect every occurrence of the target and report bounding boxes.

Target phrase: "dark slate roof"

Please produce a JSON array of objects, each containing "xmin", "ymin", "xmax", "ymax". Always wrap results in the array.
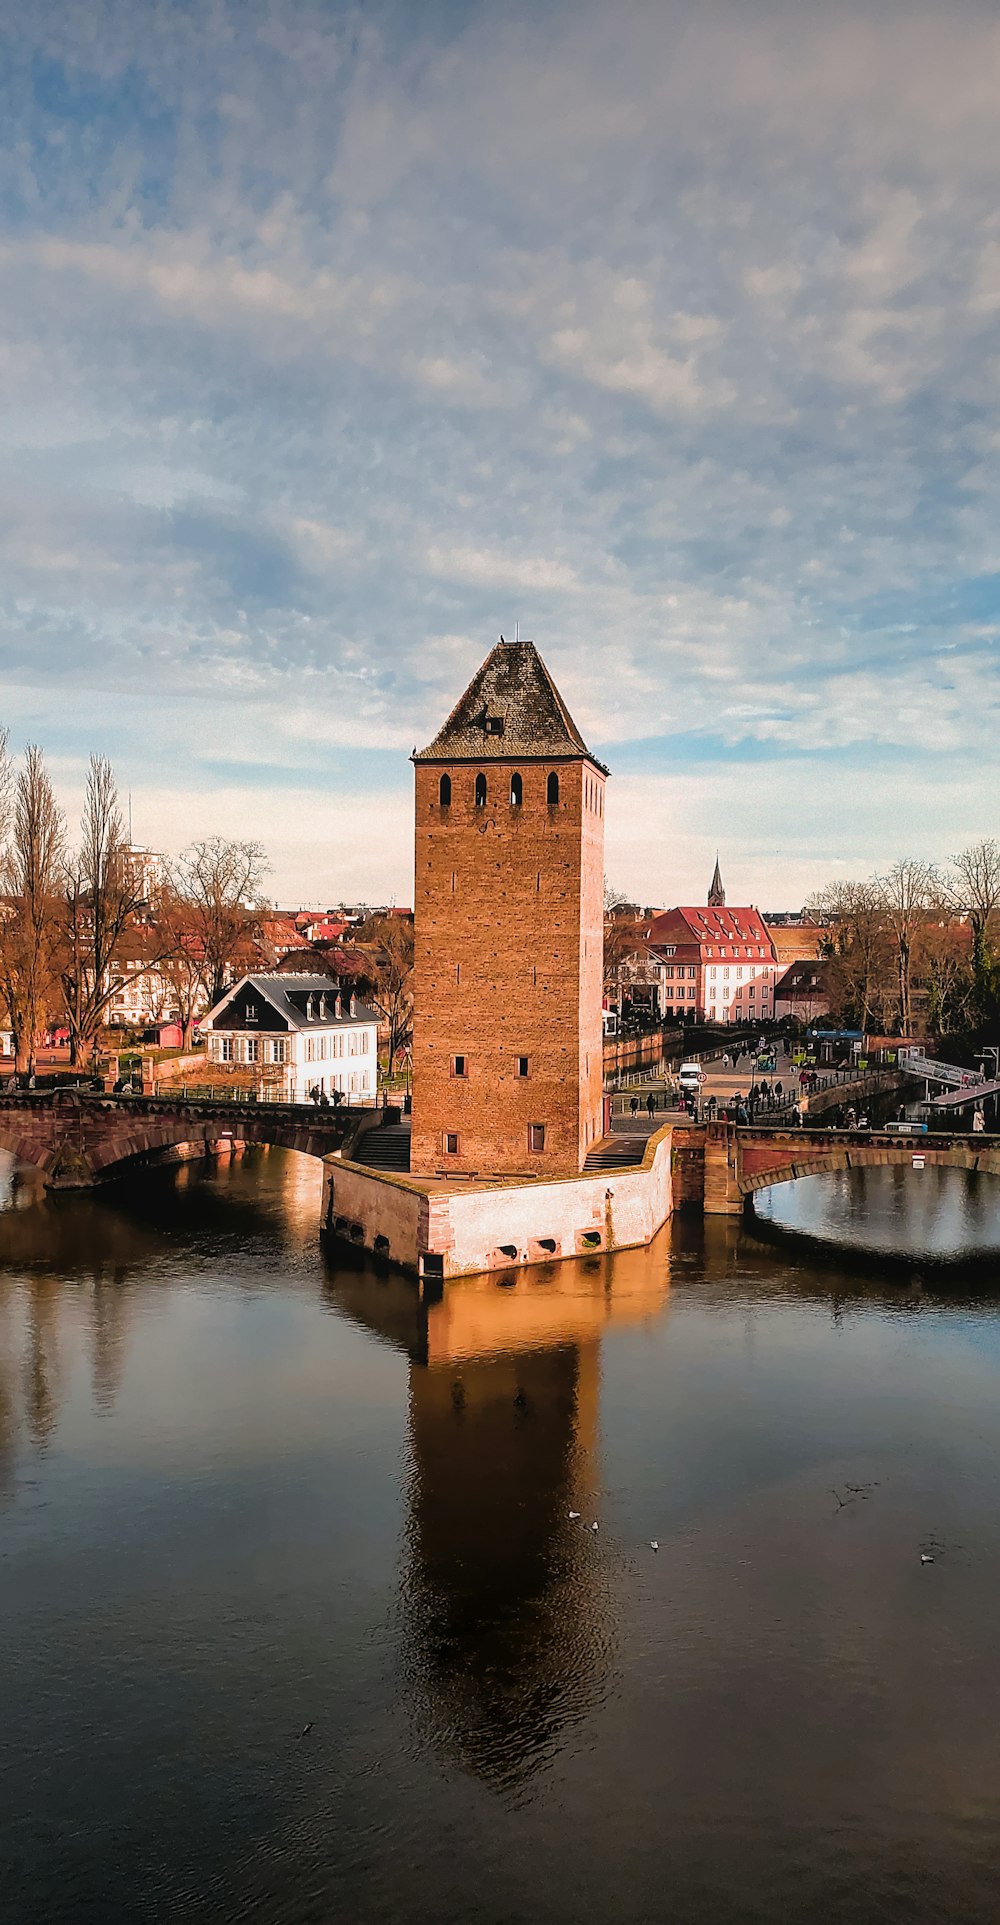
[
  {"xmin": 413, "ymin": 637, "xmax": 606, "ymax": 766},
  {"xmin": 204, "ymin": 974, "xmax": 379, "ymax": 1032}
]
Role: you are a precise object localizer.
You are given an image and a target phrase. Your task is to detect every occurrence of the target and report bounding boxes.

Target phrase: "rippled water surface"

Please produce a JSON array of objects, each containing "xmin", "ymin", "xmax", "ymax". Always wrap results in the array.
[
  {"xmin": 754, "ymin": 1163, "xmax": 1000, "ymax": 1266},
  {"xmin": 4, "ymin": 1147, "xmax": 1000, "ymax": 1924}
]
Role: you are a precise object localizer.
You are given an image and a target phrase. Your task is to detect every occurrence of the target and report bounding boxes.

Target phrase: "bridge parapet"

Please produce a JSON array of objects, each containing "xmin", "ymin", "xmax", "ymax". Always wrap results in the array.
[
  {"xmin": 0, "ymin": 1089, "xmax": 383, "ymax": 1188},
  {"xmin": 695, "ymin": 1121, "xmax": 1000, "ymax": 1214}
]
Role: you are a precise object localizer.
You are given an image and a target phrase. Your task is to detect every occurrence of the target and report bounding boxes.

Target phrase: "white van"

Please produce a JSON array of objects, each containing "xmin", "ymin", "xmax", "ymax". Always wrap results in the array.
[{"xmin": 678, "ymin": 1060, "xmax": 705, "ymax": 1092}]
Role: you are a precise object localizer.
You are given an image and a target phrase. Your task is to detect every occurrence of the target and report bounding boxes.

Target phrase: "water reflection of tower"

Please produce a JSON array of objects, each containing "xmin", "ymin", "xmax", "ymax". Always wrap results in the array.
[
  {"xmin": 327, "ymin": 1246, "xmax": 668, "ymax": 1789},
  {"xmin": 403, "ymin": 1339, "xmax": 608, "ymax": 1789}
]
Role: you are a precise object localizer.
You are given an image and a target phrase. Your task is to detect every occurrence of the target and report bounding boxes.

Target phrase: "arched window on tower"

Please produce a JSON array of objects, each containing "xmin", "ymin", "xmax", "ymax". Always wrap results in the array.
[
  {"xmin": 439, "ymin": 773, "xmax": 452, "ymax": 807},
  {"xmin": 510, "ymin": 772, "xmax": 523, "ymax": 806},
  {"xmin": 475, "ymin": 772, "xmax": 488, "ymax": 808},
  {"xmin": 547, "ymin": 771, "xmax": 560, "ymax": 806}
]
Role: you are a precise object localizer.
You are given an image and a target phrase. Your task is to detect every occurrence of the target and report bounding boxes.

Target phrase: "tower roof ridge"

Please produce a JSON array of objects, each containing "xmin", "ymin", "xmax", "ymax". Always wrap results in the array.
[{"xmin": 413, "ymin": 636, "xmax": 607, "ymax": 767}]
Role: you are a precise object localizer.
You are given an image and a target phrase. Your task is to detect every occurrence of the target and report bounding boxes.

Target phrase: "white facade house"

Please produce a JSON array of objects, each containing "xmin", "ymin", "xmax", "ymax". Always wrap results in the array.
[{"xmin": 200, "ymin": 974, "xmax": 379, "ymax": 1103}]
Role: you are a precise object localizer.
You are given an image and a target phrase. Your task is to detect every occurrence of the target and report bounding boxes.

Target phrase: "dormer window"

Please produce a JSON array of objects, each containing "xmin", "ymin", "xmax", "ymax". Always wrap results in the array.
[
  {"xmin": 485, "ymin": 715, "xmax": 504, "ymax": 736},
  {"xmin": 245, "ymin": 1001, "xmax": 259, "ymax": 1023}
]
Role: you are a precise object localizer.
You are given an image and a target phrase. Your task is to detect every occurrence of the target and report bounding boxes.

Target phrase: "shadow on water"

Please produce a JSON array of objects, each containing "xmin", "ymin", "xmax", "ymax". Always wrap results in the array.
[{"xmin": 742, "ymin": 1164, "xmax": 1000, "ymax": 1289}]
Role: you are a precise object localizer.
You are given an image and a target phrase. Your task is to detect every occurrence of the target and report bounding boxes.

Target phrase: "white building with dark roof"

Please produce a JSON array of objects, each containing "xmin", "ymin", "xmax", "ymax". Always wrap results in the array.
[{"xmin": 201, "ymin": 974, "xmax": 379, "ymax": 1103}]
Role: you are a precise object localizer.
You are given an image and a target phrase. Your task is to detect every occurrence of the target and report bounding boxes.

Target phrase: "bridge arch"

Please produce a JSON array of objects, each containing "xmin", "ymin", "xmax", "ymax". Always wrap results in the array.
[
  {"xmin": 739, "ymin": 1142, "xmax": 1000, "ymax": 1201},
  {"xmin": 0, "ymin": 1093, "xmax": 375, "ymax": 1188}
]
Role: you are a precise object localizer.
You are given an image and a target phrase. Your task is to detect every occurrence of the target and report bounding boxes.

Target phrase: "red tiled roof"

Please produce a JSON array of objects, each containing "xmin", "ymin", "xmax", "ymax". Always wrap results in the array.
[{"xmin": 648, "ymin": 906, "xmax": 774, "ymax": 954}]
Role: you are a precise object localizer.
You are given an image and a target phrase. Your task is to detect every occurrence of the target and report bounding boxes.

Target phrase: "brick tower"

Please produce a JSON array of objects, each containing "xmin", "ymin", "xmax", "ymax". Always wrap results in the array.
[{"xmin": 410, "ymin": 637, "xmax": 607, "ymax": 1178}]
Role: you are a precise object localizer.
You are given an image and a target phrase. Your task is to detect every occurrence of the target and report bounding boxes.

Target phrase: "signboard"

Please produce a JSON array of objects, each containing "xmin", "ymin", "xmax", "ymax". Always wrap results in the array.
[
  {"xmin": 857, "ymin": 1056, "xmax": 869, "ymax": 1071},
  {"xmin": 912, "ymin": 1154, "xmax": 925, "ymax": 1170},
  {"xmin": 792, "ymin": 1050, "xmax": 805, "ymax": 1066},
  {"xmin": 756, "ymin": 1055, "xmax": 775, "ymax": 1073},
  {"xmin": 886, "ymin": 1051, "xmax": 896, "ymax": 1065}
]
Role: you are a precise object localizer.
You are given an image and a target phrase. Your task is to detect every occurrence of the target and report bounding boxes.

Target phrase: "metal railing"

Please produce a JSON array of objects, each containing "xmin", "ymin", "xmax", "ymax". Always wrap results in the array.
[{"xmin": 151, "ymin": 1083, "xmax": 382, "ymax": 1108}]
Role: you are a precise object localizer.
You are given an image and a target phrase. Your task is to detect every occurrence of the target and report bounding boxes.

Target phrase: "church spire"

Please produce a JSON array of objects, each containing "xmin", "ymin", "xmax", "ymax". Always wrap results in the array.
[{"xmin": 708, "ymin": 854, "xmax": 725, "ymax": 907}]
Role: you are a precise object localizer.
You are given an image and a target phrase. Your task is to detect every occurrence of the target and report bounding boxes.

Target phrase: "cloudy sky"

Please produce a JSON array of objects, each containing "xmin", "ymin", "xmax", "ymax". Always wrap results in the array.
[{"xmin": 1, "ymin": 0, "xmax": 999, "ymax": 908}]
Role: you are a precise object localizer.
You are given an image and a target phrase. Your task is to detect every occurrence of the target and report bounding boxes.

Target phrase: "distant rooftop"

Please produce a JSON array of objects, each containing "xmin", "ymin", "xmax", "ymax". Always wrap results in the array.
[{"xmin": 414, "ymin": 636, "xmax": 607, "ymax": 768}]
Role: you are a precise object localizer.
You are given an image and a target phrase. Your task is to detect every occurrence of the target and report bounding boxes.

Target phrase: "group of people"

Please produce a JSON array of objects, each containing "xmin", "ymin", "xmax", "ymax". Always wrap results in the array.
[
  {"xmin": 308, "ymin": 1085, "xmax": 345, "ymax": 1108},
  {"xmin": 628, "ymin": 1092, "xmax": 662, "ymax": 1120}
]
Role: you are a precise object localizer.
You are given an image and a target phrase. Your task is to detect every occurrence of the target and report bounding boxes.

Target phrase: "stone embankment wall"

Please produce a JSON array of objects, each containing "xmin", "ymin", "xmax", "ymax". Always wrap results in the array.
[
  {"xmin": 802, "ymin": 1070, "xmax": 904, "ymax": 1117},
  {"xmin": 323, "ymin": 1125, "xmax": 674, "ymax": 1278},
  {"xmin": 603, "ymin": 1026, "xmax": 727, "ymax": 1076}
]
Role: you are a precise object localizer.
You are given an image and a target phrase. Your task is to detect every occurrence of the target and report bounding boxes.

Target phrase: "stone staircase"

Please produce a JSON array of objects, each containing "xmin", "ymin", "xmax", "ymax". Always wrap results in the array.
[
  {"xmin": 355, "ymin": 1123, "xmax": 412, "ymax": 1173},
  {"xmin": 583, "ymin": 1133, "xmax": 649, "ymax": 1172}
]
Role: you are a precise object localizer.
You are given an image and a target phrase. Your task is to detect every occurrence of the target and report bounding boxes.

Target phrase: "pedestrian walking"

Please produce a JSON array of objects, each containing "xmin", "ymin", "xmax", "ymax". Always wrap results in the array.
[
  {"xmin": 630, "ymin": 1095, "xmax": 639, "ymax": 1117},
  {"xmin": 792, "ymin": 1100, "xmax": 803, "ymax": 1128},
  {"xmin": 973, "ymin": 1107, "xmax": 986, "ymax": 1134}
]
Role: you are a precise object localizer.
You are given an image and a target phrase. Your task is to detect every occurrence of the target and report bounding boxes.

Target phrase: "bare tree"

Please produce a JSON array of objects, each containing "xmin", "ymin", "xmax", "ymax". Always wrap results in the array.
[
  {"xmin": 806, "ymin": 880, "xmax": 894, "ymax": 1032},
  {"xmin": 0, "ymin": 744, "xmax": 66, "ymax": 1076},
  {"xmin": 603, "ymin": 878, "xmax": 631, "ymax": 914},
  {"xmin": 168, "ymin": 837, "xmax": 269, "ymax": 1008},
  {"xmin": 948, "ymin": 839, "xmax": 1000, "ymax": 1017},
  {"xmin": 61, "ymin": 757, "xmax": 148, "ymax": 1066},
  {"xmin": 948, "ymin": 838, "xmax": 1000, "ymax": 938},
  {"xmin": 354, "ymin": 912, "xmax": 413, "ymax": 1074},
  {"xmin": 874, "ymin": 858, "xmax": 940, "ymax": 1035},
  {"xmin": 916, "ymin": 919, "xmax": 976, "ymax": 1038},
  {"xmin": 153, "ymin": 887, "xmax": 216, "ymax": 1049}
]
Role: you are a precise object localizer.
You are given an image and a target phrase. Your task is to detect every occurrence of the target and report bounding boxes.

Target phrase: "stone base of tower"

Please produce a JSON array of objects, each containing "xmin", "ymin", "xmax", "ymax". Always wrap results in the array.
[{"xmin": 321, "ymin": 1126, "xmax": 674, "ymax": 1281}]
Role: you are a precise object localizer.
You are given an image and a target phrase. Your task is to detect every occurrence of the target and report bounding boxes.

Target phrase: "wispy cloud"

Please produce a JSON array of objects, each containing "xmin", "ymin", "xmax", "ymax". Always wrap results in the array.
[{"xmin": 0, "ymin": 0, "xmax": 998, "ymax": 901}]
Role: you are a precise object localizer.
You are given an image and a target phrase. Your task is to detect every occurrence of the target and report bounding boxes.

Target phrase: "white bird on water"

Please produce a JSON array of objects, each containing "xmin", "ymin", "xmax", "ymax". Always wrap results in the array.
[
  {"xmin": 568, "ymin": 1510, "xmax": 580, "ymax": 1521},
  {"xmin": 921, "ymin": 1552, "xmax": 934, "ymax": 1565},
  {"xmin": 650, "ymin": 1540, "xmax": 659, "ymax": 1552},
  {"xmin": 591, "ymin": 1521, "xmax": 599, "ymax": 1533}
]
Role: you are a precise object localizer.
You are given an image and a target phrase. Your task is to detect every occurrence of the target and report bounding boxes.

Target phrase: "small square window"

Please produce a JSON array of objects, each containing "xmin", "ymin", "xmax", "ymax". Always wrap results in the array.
[
  {"xmin": 444, "ymin": 1132, "xmax": 459, "ymax": 1155},
  {"xmin": 516, "ymin": 1056, "xmax": 529, "ymax": 1077},
  {"xmin": 528, "ymin": 1123, "xmax": 546, "ymax": 1153},
  {"xmin": 452, "ymin": 1055, "xmax": 467, "ymax": 1077}
]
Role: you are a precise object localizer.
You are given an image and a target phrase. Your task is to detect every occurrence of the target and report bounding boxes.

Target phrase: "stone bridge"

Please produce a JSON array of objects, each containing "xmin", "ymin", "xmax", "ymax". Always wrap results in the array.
[
  {"xmin": 672, "ymin": 1122, "xmax": 1000, "ymax": 1215},
  {"xmin": 0, "ymin": 1089, "xmax": 375, "ymax": 1189}
]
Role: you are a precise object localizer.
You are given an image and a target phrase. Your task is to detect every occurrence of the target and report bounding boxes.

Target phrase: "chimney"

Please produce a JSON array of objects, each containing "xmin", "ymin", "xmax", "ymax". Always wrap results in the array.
[
  {"xmin": 335, "ymin": 991, "xmax": 342, "ymax": 1018},
  {"xmin": 349, "ymin": 994, "xmax": 357, "ymax": 1018}
]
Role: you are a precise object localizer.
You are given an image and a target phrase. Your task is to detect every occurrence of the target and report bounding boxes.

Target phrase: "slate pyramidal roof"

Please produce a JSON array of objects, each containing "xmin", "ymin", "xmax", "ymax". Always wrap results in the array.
[{"xmin": 414, "ymin": 637, "xmax": 609, "ymax": 770}]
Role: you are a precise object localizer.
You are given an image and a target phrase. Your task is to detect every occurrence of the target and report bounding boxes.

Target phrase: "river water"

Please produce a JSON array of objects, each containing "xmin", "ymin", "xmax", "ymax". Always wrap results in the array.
[{"xmin": 3, "ymin": 1148, "xmax": 1000, "ymax": 1924}]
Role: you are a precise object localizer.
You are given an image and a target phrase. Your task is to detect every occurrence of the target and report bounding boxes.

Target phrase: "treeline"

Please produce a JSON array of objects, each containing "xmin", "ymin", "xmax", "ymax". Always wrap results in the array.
[
  {"xmin": 0, "ymin": 736, "xmax": 268, "ymax": 1073},
  {"xmin": 807, "ymin": 842, "xmax": 1000, "ymax": 1045}
]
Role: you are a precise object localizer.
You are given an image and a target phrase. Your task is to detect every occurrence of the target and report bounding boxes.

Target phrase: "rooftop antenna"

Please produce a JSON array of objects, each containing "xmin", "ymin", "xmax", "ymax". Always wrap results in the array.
[{"xmin": 515, "ymin": 620, "xmax": 520, "ymax": 644}]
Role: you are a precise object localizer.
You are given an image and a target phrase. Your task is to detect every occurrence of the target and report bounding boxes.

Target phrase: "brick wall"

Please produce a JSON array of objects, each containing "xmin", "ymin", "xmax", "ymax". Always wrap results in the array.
[{"xmin": 410, "ymin": 757, "xmax": 605, "ymax": 1176}]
